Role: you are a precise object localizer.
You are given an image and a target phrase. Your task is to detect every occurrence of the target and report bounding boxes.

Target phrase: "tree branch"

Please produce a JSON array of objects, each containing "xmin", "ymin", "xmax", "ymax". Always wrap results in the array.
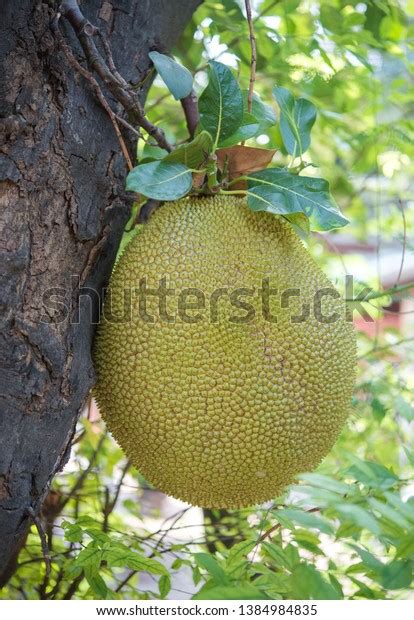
[
  {"xmin": 26, "ymin": 507, "xmax": 51, "ymax": 597},
  {"xmin": 51, "ymin": 16, "xmax": 134, "ymax": 171},
  {"xmin": 55, "ymin": 0, "xmax": 173, "ymax": 153},
  {"xmin": 181, "ymin": 91, "xmax": 199, "ymax": 139},
  {"xmin": 244, "ymin": 0, "xmax": 257, "ymax": 113}
]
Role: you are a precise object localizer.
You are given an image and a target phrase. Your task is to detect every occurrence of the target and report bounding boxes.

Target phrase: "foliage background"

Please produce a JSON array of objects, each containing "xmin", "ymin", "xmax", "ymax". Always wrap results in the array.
[{"xmin": 2, "ymin": 0, "xmax": 413, "ymax": 601}]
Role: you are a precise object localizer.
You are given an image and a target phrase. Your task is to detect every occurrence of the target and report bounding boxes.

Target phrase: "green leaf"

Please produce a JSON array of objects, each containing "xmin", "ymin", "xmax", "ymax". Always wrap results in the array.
[
  {"xmin": 335, "ymin": 503, "xmax": 381, "ymax": 536},
  {"xmin": 165, "ymin": 130, "xmax": 213, "ymax": 168},
  {"xmin": 380, "ymin": 560, "xmax": 413, "ymax": 590},
  {"xmin": 367, "ymin": 497, "xmax": 411, "ymax": 531},
  {"xmin": 84, "ymin": 564, "xmax": 108, "ymax": 599},
  {"xmin": 194, "ymin": 553, "xmax": 229, "ymax": 583},
  {"xmin": 193, "ymin": 583, "xmax": 269, "ymax": 600},
  {"xmin": 298, "ymin": 473, "xmax": 352, "ymax": 495},
  {"xmin": 246, "ymin": 168, "xmax": 349, "ymax": 231},
  {"xmin": 289, "ymin": 564, "xmax": 341, "ymax": 600},
  {"xmin": 85, "ymin": 528, "xmax": 110, "ymax": 545},
  {"xmin": 276, "ymin": 508, "xmax": 335, "ymax": 535},
  {"xmin": 63, "ymin": 524, "xmax": 83, "ymax": 543},
  {"xmin": 346, "ymin": 457, "xmax": 399, "ymax": 489},
  {"xmin": 348, "ymin": 544, "xmax": 384, "ymax": 574},
  {"xmin": 149, "ymin": 51, "xmax": 193, "ymax": 100},
  {"xmin": 383, "ymin": 492, "xmax": 414, "ymax": 524},
  {"xmin": 273, "ymin": 87, "xmax": 317, "ymax": 157},
  {"xmin": 348, "ymin": 576, "xmax": 379, "ymax": 600},
  {"xmin": 75, "ymin": 516, "xmax": 103, "ymax": 528},
  {"xmin": 102, "ymin": 544, "xmax": 168, "ymax": 576},
  {"xmin": 242, "ymin": 90, "xmax": 277, "ymax": 131},
  {"xmin": 159, "ymin": 574, "xmax": 171, "ymax": 598},
  {"xmin": 284, "ymin": 212, "xmax": 310, "ymax": 240},
  {"xmin": 396, "ymin": 534, "xmax": 414, "ymax": 559},
  {"xmin": 254, "ymin": 572, "xmax": 291, "ymax": 596},
  {"xmin": 226, "ymin": 539, "xmax": 256, "ymax": 567},
  {"xmin": 218, "ymin": 112, "xmax": 260, "ymax": 147},
  {"xmin": 126, "ymin": 553, "xmax": 169, "ymax": 575},
  {"xmin": 199, "ymin": 60, "xmax": 244, "ymax": 149},
  {"xmin": 75, "ymin": 542, "xmax": 102, "ymax": 568},
  {"xmin": 262, "ymin": 542, "xmax": 292, "ymax": 570},
  {"xmin": 142, "ymin": 143, "xmax": 168, "ymax": 160},
  {"xmin": 126, "ymin": 160, "xmax": 192, "ymax": 200}
]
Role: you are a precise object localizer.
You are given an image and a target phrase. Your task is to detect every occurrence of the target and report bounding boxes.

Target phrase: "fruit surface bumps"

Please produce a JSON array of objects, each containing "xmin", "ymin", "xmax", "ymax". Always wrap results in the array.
[{"xmin": 93, "ymin": 195, "xmax": 356, "ymax": 508}]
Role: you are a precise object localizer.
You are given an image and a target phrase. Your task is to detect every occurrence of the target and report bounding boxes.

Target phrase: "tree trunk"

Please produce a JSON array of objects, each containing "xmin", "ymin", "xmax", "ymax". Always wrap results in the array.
[{"xmin": 0, "ymin": 0, "xmax": 201, "ymax": 585}]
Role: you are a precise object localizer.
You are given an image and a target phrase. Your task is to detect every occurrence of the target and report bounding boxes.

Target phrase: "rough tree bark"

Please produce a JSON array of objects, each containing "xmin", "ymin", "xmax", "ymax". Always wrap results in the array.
[{"xmin": 0, "ymin": 0, "xmax": 201, "ymax": 585}]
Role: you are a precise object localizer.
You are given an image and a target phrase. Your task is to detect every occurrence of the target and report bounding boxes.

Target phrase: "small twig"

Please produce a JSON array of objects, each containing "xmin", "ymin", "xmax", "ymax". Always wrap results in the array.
[
  {"xmin": 244, "ymin": 0, "xmax": 257, "ymax": 113},
  {"xmin": 27, "ymin": 507, "xmax": 51, "ymax": 595},
  {"xmin": 54, "ymin": 2, "xmax": 173, "ymax": 152},
  {"xmin": 58, "ymin": 433, "xmax": 106, "ymax": 511},
  {"xmin": 180, "ymin": 91, "xmax": 199, "ymax": 139},
  {"xmin": 115, "ymin": 114, "xmax": 141, "ymax": 138},
  {"xmin": 51, "ymin": 17, "xmax": 134, "ymax": 170},
  {"xmin": 102, "ymin": 460, "xmax": 131, "ymax": 532},
  {"xmin": 137, "ymin": 199, "xmax": 161, "ymax": 224},
  {"xmin": 116, "ymin": 508, "xmax": 190, "ymax": 593},
  {"xmin": 62, "ymin": 572, "xmax": 84, "ymax": 600},
  {"xmin": 97, "ymin": 30, "xmax": 127, "ymax": 87},
  {"xmin": 256, "ymin": 507, "xmax": 320, "ymax": 546}
]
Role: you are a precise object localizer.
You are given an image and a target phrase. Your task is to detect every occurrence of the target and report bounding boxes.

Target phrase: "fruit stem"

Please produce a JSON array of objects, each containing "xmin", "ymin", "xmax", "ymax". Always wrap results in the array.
[{"xmin": 220, "ymin": 189, "xmax": 247, "ymax": 196}]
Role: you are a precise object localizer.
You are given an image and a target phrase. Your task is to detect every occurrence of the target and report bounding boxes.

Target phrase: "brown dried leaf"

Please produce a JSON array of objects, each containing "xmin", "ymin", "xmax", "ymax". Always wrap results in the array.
[
  {"xmin": 216, "ymin": 145, "xmax": 276, "ymax": 180},
  {"xmin": 192, "ymin": 172, "xmax": 206, "ymax": 188}
]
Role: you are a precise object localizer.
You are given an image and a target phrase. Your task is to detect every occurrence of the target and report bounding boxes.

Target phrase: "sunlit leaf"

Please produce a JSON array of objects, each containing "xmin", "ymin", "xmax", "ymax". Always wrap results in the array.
[
  {"xmin": 273, "ymin": 87, "xmax": 317, "ymax": 157},
  {"xmin": 199, "ymin": 61, "xmax": 244, "ymax": 148},
  {"xmin": 247, "ymin": 168, "xmax": 349, "ymax": 231},
  {"xmin": 165, "ymin": 130, "xmax": 213, "ymax": 168},
  {"xmin": 126, "ymin": 160, "xmax": 192, "ymax": 200}
]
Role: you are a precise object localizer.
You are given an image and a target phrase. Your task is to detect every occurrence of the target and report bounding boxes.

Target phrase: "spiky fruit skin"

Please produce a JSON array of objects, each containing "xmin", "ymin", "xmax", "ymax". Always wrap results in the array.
[{"xmin": 93, "ymin": 196, "xmax": 356, "ymax": 508}]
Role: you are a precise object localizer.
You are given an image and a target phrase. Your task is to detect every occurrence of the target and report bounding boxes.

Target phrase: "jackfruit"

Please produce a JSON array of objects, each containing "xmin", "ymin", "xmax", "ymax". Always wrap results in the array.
[{"xmin": 93, "ymin": 195, "xmax": 356, "ymax": 508}]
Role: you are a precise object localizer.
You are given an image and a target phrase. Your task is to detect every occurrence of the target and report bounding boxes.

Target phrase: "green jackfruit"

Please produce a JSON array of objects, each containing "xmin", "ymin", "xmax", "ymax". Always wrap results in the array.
[{"xmin": 93, "ymin": 195, "xmax": 356, "ymax": 508}]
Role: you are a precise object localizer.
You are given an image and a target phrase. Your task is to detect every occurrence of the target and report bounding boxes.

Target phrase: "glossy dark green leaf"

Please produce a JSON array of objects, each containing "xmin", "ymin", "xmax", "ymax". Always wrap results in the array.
[
  {"xmin": 165, "ymin": 130, "xmax": 213, "ymax": 168},
  {"xmin": 198, "ymin": 61, "xmax": 244, "ymax": 148},
  {"xmin": 247, "ymin": 168, "xmax": 349, "ymax": 231},
  {"xmin": 273, "ymin": 87, "xmax": 317, "ymax": 156},
  {"xmin": 218, "ymin": 113, "xmax": 260, "ymax": 147},
  {"xmin": 149, "ymin": 51, "xmax": 193, "ymax": 100},
  {"xmin": 126, "ymin": 160, "xmax": 192, "ymax": 200}
]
